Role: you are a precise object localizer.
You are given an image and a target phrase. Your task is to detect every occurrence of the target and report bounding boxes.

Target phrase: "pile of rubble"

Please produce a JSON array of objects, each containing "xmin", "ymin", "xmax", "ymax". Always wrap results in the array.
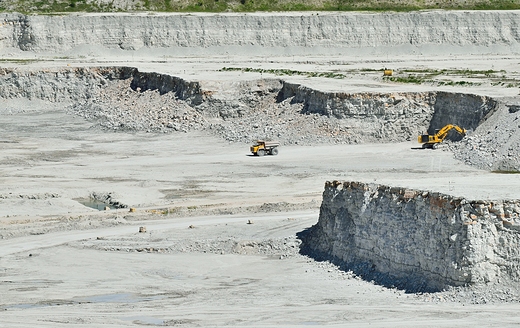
[
  {"xmin": 449, "ymin": 100, "xmax": 520, "ymax": 172},
  {"xmin": 67, "ymin": 75, "xmax": 375, "ymax": 145},
  {"xmin": 68, "ymin": 79, "xmax": 207, "ymax": 133}
]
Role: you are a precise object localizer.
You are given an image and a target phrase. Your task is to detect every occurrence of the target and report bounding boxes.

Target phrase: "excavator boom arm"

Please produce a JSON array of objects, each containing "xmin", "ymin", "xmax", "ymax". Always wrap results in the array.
[{"xmin": 418, "ymin": 124, "xmax": 466, "ymax": 147}]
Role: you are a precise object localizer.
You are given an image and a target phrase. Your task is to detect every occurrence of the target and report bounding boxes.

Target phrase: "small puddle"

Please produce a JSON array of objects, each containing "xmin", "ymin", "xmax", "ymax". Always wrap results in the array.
[
  {"xmin": 75, "ymin": 198, "xmax": 117, "ymax": 211},
  {"xmin": 5, "ymin": 300, "xmax": 75, "ymax": 310}
]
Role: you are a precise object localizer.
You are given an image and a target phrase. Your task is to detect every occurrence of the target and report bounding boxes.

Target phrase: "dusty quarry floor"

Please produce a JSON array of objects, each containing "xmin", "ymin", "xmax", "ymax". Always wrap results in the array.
[{"xmin": 2, "ymin": 53, "xmax": 520, "ymax": 327}]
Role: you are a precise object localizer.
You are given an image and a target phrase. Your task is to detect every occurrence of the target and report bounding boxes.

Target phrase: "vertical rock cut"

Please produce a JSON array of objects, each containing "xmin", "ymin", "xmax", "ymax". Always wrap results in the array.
[{"xmin": 301, "ymin": 181, "xmax": 520, "ymax": 291}]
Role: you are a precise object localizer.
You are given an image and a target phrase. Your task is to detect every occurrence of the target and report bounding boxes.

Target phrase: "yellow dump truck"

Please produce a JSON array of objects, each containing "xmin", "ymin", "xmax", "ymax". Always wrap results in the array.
[{"xmin": 250, "ymin": 140, "xmax": 279, "ymax": 156}]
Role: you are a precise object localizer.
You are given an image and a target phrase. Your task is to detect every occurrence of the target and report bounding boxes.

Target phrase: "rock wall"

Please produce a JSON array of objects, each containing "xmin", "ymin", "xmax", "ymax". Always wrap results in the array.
[
  {"xmin": 451, "ymin": 100, "xmax": 520, "ymax": 171},
  {"xmin": 301, "ymin": 181, "xmax": 520, "ymax": 292},
  {"xmin": 279, "ymin": 82, "xmax": 496, "ymax": 141},
  {"xmin": 0, "ymin": 66, "xmax": 497, "ymax": 144},
  {"xmin": 0, "ymin": 66, "xmax": 204, "ymax": 104},
  {"xmin": 429, "ymin": 92, "xmax": 498, "ymax": 135},
  {"xmin": 2, "ymin": 11, "xmax": 520, "ymax": 55}
]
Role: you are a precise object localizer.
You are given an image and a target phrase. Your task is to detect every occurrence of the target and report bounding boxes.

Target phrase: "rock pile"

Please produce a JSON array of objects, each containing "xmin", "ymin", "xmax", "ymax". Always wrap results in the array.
[
  {"xmin": 69, "ymin": 78, "xmax": 207, "ymax": 133},
  {"xmin": 449, "ymin": 100, "xmax": 520, "ymax": 172},
  {"xmin": 63, "ymin": 67, "xmax": 435, "ymax": 145}
]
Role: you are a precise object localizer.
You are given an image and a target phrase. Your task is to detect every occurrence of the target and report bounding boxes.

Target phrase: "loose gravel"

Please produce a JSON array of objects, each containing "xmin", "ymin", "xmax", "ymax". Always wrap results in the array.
[{"xmin": 64, "ymin": 70, "xmax": 520, "ymax": 171}]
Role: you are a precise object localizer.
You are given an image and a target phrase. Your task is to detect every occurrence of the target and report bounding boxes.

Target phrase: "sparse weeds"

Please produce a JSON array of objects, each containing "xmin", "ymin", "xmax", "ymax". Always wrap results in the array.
[
  {"xmin": 384, "ymin": 75, "xmax": 428, "ymax": 84},
  {"xmin": 0, "ymin": 58, "xmax": 40, "ymax": 64},
  {"xmin": 221, "ymin": 67, "xmax": 346, "ymax": 79},
  {"xmin": 380, "ymin": 68, "xmax": 520, "ymax": 87},
  {"xmin": 437, "ymin": 80, "xmax": 479, "ymax": 86},
  {"xmin": 8, "ymin": 0, "xmax": 118, "ymax": 13},
  {"xmin": 492, "ymin": 170, "xmax": 520, "ymax": 174},
  {"xmin": 222, "ymin": 66, "xmax": 520, "ymax": 88},
  {"xmin": 6, "ymin": 0, "xmax": 520, "ymax": 13}
]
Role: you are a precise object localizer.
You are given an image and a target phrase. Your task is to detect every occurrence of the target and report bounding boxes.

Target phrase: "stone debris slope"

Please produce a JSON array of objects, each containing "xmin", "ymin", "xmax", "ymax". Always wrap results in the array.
[
  {"xmin": 59, "ymin": 68, "xmax": 432, "ymax": 145},
  {"xmin": 449, "ymin": 99, "xmax": 520, "ymax": 172},
  {"xmin": 0, "ymin": 66, "xmax": 518, "ymax": 171}
]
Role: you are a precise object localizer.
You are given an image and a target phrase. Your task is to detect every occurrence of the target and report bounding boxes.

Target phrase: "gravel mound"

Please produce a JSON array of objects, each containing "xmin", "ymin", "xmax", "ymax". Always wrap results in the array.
[
  {"xmin": 449, "ymin": 98, "xmax": 520, "ymax": 172},
  {"xmin": 79, "ymin": 234, "xmax": 302, "ymax": 258},
  {"xmin": 420, "ymin": 281, "xmax": 520, "ymax": 304},
  {"xmin": 68, "ymin": 78, "xmax": 207, "ymax": 133},
  {"xmin": 67, "ymin": 76, "xmax": 360, "ymax": 146}
]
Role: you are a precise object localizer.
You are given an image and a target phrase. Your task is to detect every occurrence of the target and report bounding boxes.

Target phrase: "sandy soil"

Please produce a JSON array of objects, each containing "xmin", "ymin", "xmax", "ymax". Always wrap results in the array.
[{"xmin": 2, "ymin": 53, "xmax": 520, "ymax": 327}]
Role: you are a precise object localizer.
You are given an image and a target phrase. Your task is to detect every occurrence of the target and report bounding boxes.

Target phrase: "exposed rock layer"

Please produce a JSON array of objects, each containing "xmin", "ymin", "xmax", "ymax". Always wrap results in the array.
[
  {"xmin": 0, "ymin": 66, "xmax": 496, "ymax": 141},
  {"xmin": 2, "ymin": 11, "xmax": 520, "ymax": 55},
  {"xmin": 301, "ymin": 181, "xmax": 520, "ymax": 292}
]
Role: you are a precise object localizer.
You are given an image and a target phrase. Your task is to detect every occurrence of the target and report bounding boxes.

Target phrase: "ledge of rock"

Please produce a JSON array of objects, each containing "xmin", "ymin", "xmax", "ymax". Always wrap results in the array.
[{"xmin": 301, "ymin": 181, "xmax": 520, "ymax": 292}]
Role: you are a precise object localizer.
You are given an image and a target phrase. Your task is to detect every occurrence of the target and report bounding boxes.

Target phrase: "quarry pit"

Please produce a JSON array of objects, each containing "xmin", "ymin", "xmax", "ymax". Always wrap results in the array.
[{"xmin": 1, "ymin": 10, "xmax": 520, "ymax": 327}]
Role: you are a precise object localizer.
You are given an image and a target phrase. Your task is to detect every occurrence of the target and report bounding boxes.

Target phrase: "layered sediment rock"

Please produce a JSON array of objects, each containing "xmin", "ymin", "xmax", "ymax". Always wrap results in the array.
[
  {"xmin": 1, "ymin": 11, "xmax": 520, "ymax": 55},
  {"xmin": 301, "ymin": 181, "xmax": 520, "ymax": 291}
]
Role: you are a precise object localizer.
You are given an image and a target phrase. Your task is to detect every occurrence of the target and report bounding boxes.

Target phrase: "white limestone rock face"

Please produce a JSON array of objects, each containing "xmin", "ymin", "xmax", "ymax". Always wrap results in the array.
[
  {"xmin": 1, "ymin": 11, "xmax": 520, "ymax": 55},
  {"xmin": 302, "ymin": 181, "xmax": 520, "ymax": 292}
]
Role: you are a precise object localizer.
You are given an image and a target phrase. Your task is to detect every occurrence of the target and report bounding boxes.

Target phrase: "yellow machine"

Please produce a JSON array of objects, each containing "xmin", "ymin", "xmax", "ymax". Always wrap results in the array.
[
  {"xmin": 418, "ymin": 124, "xmax": 466, "ymax": 149},
  {"xmin": 250, "ymin": 140, "xmax": 279, "ymax": 156}
]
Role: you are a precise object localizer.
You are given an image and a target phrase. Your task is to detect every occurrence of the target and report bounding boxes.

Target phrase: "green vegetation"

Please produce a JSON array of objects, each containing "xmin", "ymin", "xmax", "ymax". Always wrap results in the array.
[
  {"xmin": 2, "ymin": 0, "xmax": 117, "ymax": 13},
  {"xmin": 3, "ymin": 0, "xmax": 520, "ymax": 13},
  {"xmin": 381, "ymin": 68, "xmax": 520, "ymax": 87},
  {"xmin": 492, "ymin": 170, "xmax": 520, "ymax": 174},
  {"xmin": 0, "ymin": 58, "xmax": 40, "ymax": 64},
  {"xmin": 401, "ymin": 68, "xmax": 504, "ymax": 76},
  {"xmin": 221, "ymin": 67, "xmax": 346, "ymax": 79},
  {"xmin": 221, "ymin": 66, "xmax": 520, "ymax": 88},
  {"xmin": 384, "ymin": 75, "xmax": 428, "ymax": 84}
]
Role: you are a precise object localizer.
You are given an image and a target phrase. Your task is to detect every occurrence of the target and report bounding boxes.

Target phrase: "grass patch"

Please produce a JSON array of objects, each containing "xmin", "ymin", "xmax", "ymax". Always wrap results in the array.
[
  {"xmin": 0, "ymin": 58, "xmax": 40, "ymax": 64},
  {"xmin": 437, "ymin": 80, "xmax": 480, "ymax": 86},
  {"xmin": 5, "ymin": 0, "xmax": 520, "ymax": 13},
  {"xmin": 221, "ymin": 67, "xmax": 346, "ymax": 79},
  {"xmin": 222, "ymin": 66, "xmax": 516, "ymax": 87},
  {"xmin": 384, "ymin": 75, "xmax": 427, "ymax": 84},
  {"xmin": 492, "ymin": 170, "xmax": 520, "ymax": 174},
  {"xmin": 381, "ymin": 68, "xmax": 516, "ymax": 86},
  {"xmin": 400, "ymin": 68, "xmax": 504, "ymax": 76}
]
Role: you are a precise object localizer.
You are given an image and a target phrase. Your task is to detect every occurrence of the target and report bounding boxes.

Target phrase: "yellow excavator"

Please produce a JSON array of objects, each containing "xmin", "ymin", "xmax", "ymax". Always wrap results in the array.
[{"xmin": 418, "ymin": 124, "xmax": 466, "ymax": 149}]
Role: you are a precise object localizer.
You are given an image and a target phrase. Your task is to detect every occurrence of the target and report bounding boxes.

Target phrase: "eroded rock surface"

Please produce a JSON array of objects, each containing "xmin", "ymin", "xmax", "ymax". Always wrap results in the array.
[
  {"xmin": 2, "ymin": 11, "xmax": 520, "ymax": 56},
  {"xmin": 301, "ymin": 181, "xmax": 520, "ymax": 292}
]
